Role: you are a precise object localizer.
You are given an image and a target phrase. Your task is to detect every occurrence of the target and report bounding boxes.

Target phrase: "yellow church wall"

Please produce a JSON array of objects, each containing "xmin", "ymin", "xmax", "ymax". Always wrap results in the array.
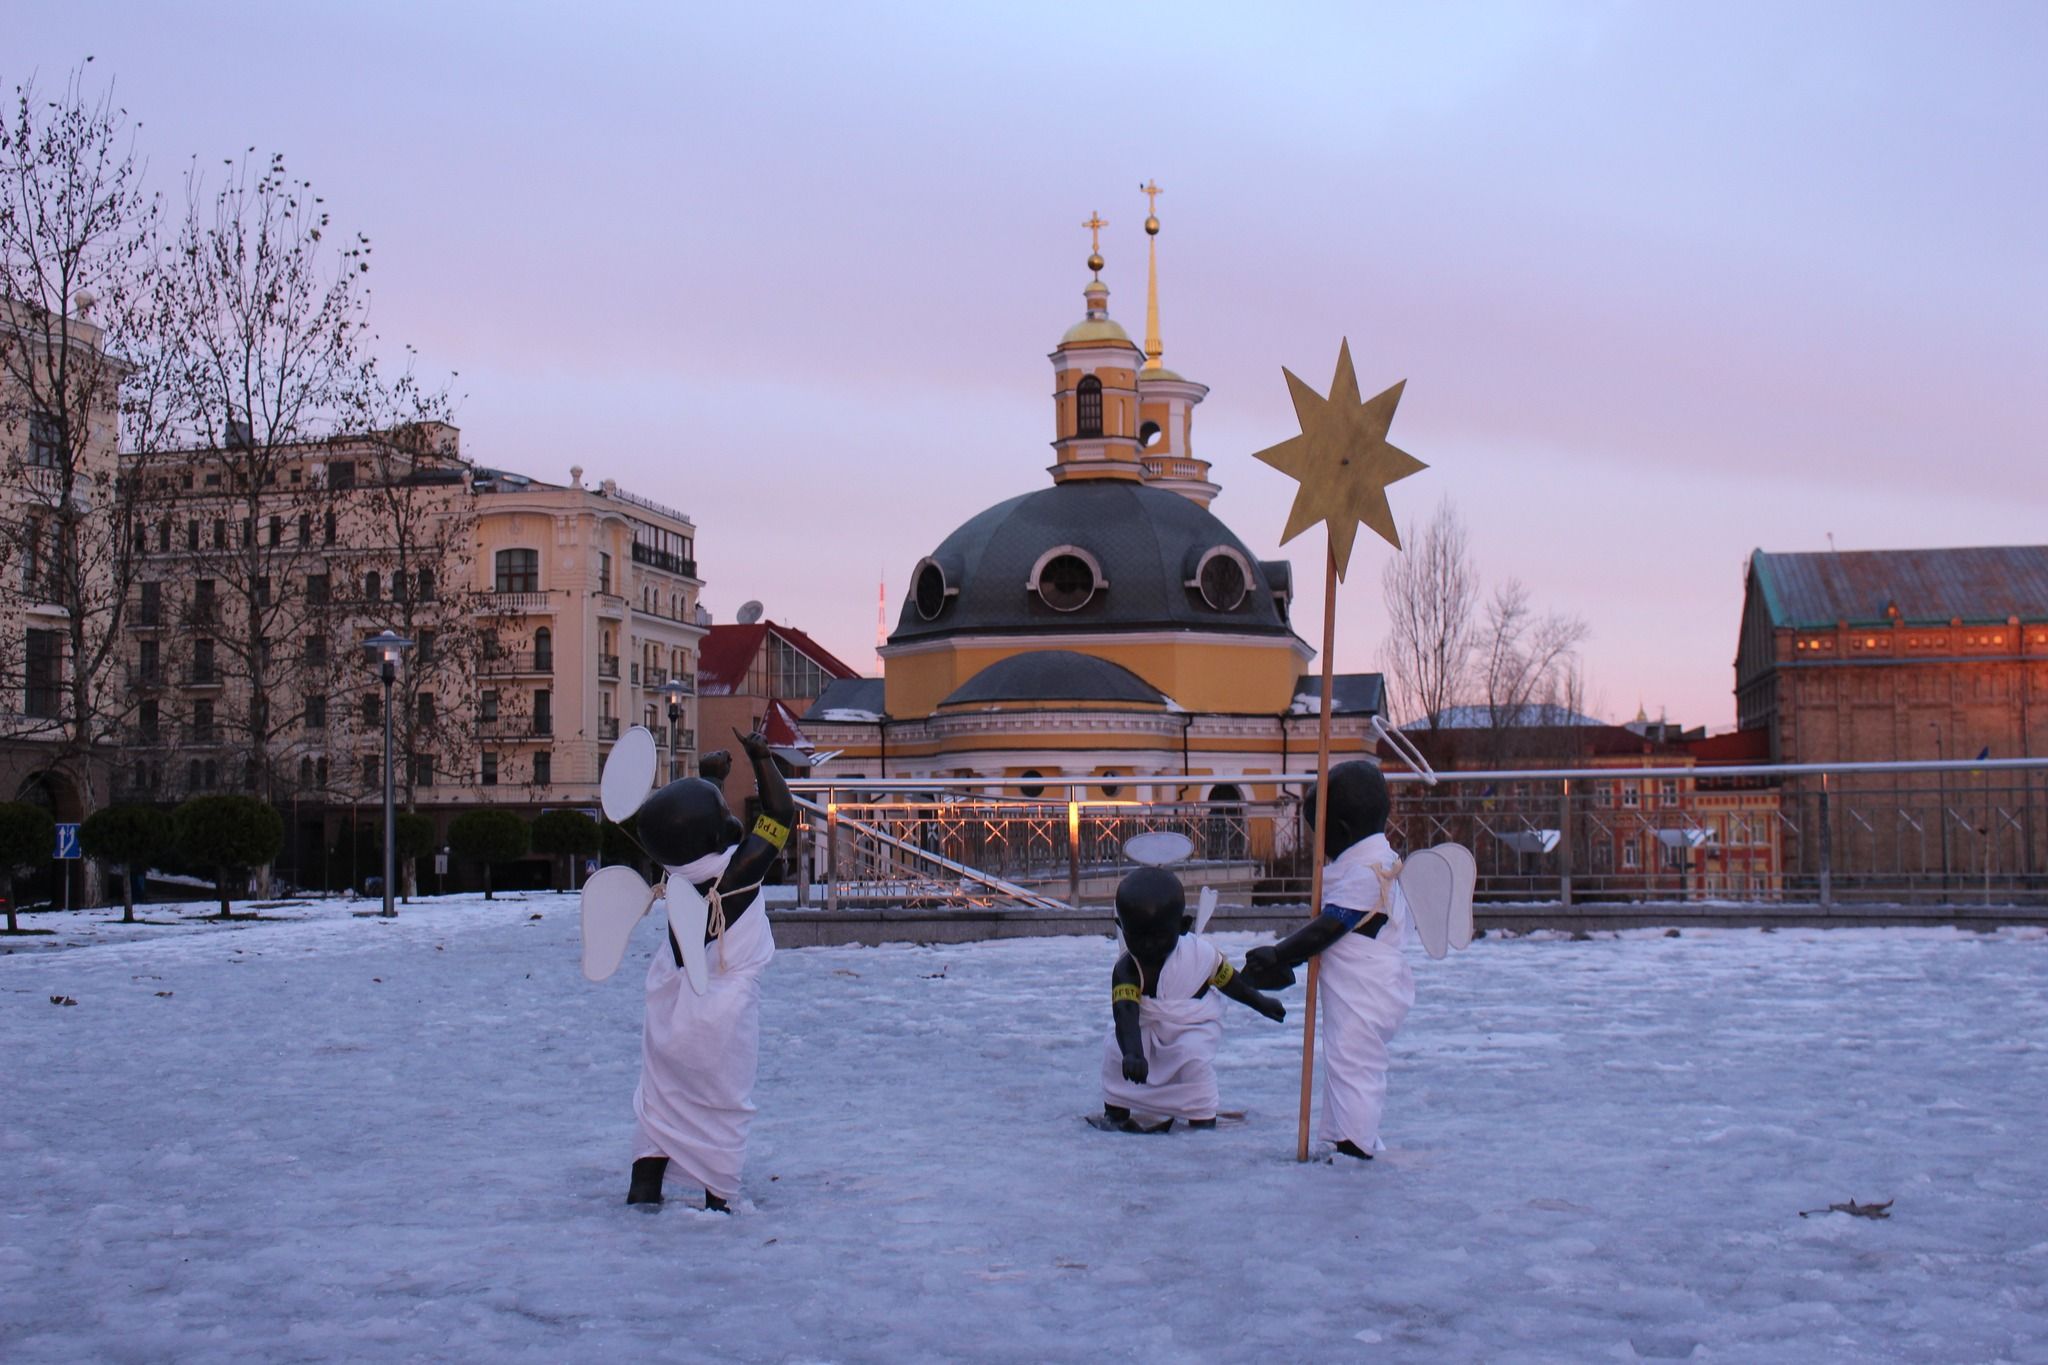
[{"xmin": 885, "ymin": 635, "xmax": 1307, "ymax": 718}]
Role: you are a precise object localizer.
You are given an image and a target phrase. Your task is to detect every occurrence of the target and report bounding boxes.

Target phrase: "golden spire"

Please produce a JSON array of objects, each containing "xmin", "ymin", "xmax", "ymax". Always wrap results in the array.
[
  {"xmin": 1082, "ymin": 211, "xmax": 1108, "ymax": 278},
  {"xmin": 1139, "ymin": 179, "xmax": 1163, "ymax": 371}
]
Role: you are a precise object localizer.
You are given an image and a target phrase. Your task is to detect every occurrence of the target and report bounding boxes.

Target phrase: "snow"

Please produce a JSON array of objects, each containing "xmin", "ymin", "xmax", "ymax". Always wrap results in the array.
[
  {"xmin": 5, "ymin": 897, "xmax": 2048, "ymax": 1362},
  {"xmin": 814, "ymin": 707, "xmax": 883, "ymax": 723}
]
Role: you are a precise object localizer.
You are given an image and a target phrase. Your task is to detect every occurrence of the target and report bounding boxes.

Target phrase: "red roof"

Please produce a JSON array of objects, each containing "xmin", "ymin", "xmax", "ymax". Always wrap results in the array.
[
  {"xmin": 1686, "ymin": 728, "xmax": 1772, "ymax": 765},
  {"xmin": 697, "ymin": 622, "xmax": 860, "ymax": 697}
]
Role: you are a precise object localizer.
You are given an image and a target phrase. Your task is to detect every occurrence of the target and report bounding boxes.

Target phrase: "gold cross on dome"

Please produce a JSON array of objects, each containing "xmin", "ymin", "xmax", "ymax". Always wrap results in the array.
[
  {"xmin": 1139, "ymin": 179, "xmax": 1162, "ymax": 214},
  {"xmin": 1250, "ymin": 338, "xmax": 1428, "ymax": 580},
  {"xmin": 1082, "ymin": 211, "xmax": 1108, "ymax": 255}
]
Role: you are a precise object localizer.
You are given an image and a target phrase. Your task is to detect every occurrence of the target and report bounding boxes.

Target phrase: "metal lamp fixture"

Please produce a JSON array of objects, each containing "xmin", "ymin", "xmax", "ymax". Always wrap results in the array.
[{"xmin": 362, "ymin": 630, "xmax": 414, "ymax": 917}]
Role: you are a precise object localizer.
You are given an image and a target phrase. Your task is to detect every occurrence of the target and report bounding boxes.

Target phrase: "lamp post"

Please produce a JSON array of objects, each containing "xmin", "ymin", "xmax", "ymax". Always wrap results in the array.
[
  {"xmin": 660, "ymin": 678, "xmax": 689, "ymax": 782},
  {"xmin": 363, "ymin": 631, "xmax": 414, "ymax": 917}
]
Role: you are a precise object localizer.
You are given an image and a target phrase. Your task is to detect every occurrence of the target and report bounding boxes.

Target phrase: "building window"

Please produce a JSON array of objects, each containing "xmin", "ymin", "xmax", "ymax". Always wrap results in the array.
[
  {"xmin": 495, "ymin": 549, "xmax": 540, "ymax": 594},
  {"xmin": 362, "ymin": 754, "xmax": 379, "ymax": 786},
  {"xmin": 191, "ymin": 638, "xmax": 216, "ymax": 685},
  {"xmin": 305, "ymin": 695, "xmax": 327, "ymax": 729},
  {"xmin": 192, "ymin": 698, "xmax": 215, "ymax": 743},
  {"xmin": 481, "ymin": 752, "xmax": 499, "ymax": 786},
  {"xmin": 1031, "ymin": 546, "xmax": 1104, "ymax": 613},
  {"xmin": 411, "ymin": 755, "xmax": 433, "ymax": 787},
  {"xmin": 300, "ymin": 756, "xmax": 313, "ymax": 785},
  {"xmin": 1018, "ymin": 769, "xmax": 1045, "ymax": 799},
  {"xmin": 417, "ymin": 569, "xmax": 434, "ymax": 600},
  {"xmin": 27, "ymin": 410, "xmax": 60, "ymax": 467},
  {"xmin": 24, "ymin": 629, "xmax": 61, "ymax": 717},
  {"xmin": 480, "ymin": 690, "xmax": 499, "ymax": 723},
  {"xmin": 531, "ymin": 751, "xmax": 552, "ymax": 785},
  {"xmin": 212, "ymin": 519, "xmax": 227, "ymax": 549},
  {"xmin": 323, "ymin": 511, "xmax": 336, "ymax": 545},
  {"xmin": 307, "ymin": 573, "xmax": 330, "ymax": 605},
  {"xmin": 186, "ymin": 520, "xmax": 199, "ymax": 551},
  {"xmin": 1621, "ymin": 782, "xmax": 1639, "ymax": 809},
  {"xmin": 268, "ymin": 515, "xmax": 282, "ymax": 547},
  {"xmin": 533, "ymin": 689, "xmax": 552, "ymax": 735},
  {"xmin": 1076, "ymin": 376, "xmax": 1103, "ymax": 437},
  {"xmin": 156, "ymin": 520, "xmax": 170, "ymax": 553},
  {"xmin": 362, "ymin": 694, "xmax": 380, "ymax": 726},
  {"xmin": 138, "ymin": 638, "xmax": 160, "ymax": 685},
  {"xmin": 415, "ymin": 629, "xmax": 435, "ymax": 666},
  {"xmin": 1622, "ymin": 839, "xmax": 1640, "ymax": 870},
  {"xmin": 328, "ymin": 460, "xmax": 356, "ymax": 489},
  {"xmin": 298, "ymin": 512, "xmax": 312, "ymax": 544},
  {"xmin": 600, "ymin": 552, "xmax": 613, "ymax": 595},
  {"xmin": 533, "ymin": 627, "xmax": 552, "ymax": 671},
  {"xmin": 417, "ymin": 693, "xmax": 435, "ymax": 726},
  {"xmin": 139, "ymin": 580, "xmax": 161, "ymax": 627},
  {"xmin": 139, "ymin": 699, "xmax": 160, "ymax": 741},
  {"xmin": 363, "ymin": 571, "xmax": 380, "ymax": 601},
  {"xmin": 316, "ymin": 757, "xmax": 328, "ymax": 786},
  {"xmin": 305, "ymin": 634, "xmax": 328, "ymax": 666}
]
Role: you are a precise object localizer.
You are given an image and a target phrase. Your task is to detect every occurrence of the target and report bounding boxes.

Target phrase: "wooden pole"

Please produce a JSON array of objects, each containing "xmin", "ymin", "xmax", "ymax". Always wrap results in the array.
[{"xmin": 1297, "ymin": 545, "xmax": 1340, "ymax": 1162}]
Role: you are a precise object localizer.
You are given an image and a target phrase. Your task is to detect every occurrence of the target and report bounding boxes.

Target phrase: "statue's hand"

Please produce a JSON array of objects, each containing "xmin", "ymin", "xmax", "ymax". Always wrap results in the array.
[
  {"xmin": 1122, "ymin": 1054, "xmax": 1149, "ymax": 1084},
  {"xmin": 736, "ymin": 728, "xmax": 773, "ymax": 762},
  {"xmin": 1241, "ymin": 945, "xmax": 1295, "ymax": 990}
]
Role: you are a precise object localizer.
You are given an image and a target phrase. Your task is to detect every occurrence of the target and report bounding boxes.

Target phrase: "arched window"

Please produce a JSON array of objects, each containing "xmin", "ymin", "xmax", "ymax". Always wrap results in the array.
[
  {"xmin": 1076, "ymin": 376, "xmax": 1103, "ymax": 438},
  {"xmin": 416, "ymin": 569, "xmax": 434, "ymax": 600},
  {"xmin": 362, "ymin": 694, "xmax": 380, "ymax": 726},
  {"xmin": 533, "ymin": 626, "xmax": 553, "ymax": 671},
  {"xmin": 363, "ymin": 571, "xmax": 380, "ymax": 601},
  {"xmin": 494, "ymin": 549, "xmax": 539, "ymax": 594}
]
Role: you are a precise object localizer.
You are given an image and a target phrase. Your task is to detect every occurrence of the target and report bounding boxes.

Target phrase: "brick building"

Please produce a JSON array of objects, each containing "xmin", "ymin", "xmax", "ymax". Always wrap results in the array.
[{"xmin": 1736, "ymin": 546, "xmax": 2048, "ymax": 764}]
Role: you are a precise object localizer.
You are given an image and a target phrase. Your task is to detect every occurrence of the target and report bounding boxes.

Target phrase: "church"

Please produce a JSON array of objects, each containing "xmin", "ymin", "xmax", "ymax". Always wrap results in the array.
[{"xmin": 804, "ymin": 195, "xmax": 1382, "ymax": 806}]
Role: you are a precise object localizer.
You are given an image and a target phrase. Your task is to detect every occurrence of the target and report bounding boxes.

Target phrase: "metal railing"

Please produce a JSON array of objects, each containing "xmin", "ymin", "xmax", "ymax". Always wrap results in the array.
[
  {"xmin": 784, "ymin": 757, "xmax": 2048, "ymax": 912},
  {"xmin": 599, "ymin": 655, "xmax": 620, "ymax": 679},
  {"xmin": 479, "ymin": 651, "xmax": 552, "ymax": 675}
]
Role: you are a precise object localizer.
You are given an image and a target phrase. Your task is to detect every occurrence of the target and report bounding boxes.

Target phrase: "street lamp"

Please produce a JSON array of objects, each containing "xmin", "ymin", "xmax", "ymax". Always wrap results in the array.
[
  {"xmin": 659, "ymin": 678, "xmax": 689, "ymax": 782},
  {"xmin": 363, "ymin": 630, "xmax": 414, "ymax": 918}
]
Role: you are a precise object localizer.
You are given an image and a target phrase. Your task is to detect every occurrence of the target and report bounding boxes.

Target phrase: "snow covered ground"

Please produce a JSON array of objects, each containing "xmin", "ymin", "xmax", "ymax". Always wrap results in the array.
[{"xmin": 4, "ymin": 896, "xmax": 2046, "ymax": 1363}]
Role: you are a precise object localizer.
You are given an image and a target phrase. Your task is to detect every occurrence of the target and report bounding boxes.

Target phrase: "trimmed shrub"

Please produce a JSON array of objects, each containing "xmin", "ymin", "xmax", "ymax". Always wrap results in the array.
[
  {"xmin": 448, "ymin": 809, "xmax": 529, "ymax": 900},
  {"xmin": 530, "ymin": 809, "xmax": 601, "ymax": 890},
  {"xmin": 0, "ymin": 802, "xmax": 55, "ymax": 932},
  {"xmin": 79, "ymin": 804, "xmax": 173, "ymax": 924},
  {"xmin": 172, "ymin": 795, "xmax": 285, "ymax": 917}
]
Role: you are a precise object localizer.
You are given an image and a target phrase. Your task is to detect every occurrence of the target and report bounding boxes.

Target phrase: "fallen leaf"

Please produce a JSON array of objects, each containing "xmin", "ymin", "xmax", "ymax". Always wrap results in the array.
[
  {"xmin": 155, "ymin": 991, "xmax": 174, "ymax": 998},
  {"xmin": 49, "ymin": 995, "xmax": 76, "ymax": 1006},
  {"xmin": 1799, "ymin": 1198, "xmax": 1893, "ymax": 1220}
]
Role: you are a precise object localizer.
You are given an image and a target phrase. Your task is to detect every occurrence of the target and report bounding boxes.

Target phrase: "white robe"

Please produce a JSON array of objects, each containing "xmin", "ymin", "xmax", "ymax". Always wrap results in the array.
[
  {"xmin": 1101, "ymin": 935, "xmax": 1226, "ymax": 1122},
  {"xmin": 1316, "ymin": 835, "xmax": 1417, "ymax": 1150},
  {"xmin": 632, "ymin": 896, "xmax": 774, "ymax": 1201}
]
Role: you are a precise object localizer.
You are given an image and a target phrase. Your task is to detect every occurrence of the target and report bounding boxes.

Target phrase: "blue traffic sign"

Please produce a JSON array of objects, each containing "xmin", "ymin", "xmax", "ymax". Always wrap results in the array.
[{"xmin": 54, "ymin": 823, "xmax": 81, "ymax": 860}]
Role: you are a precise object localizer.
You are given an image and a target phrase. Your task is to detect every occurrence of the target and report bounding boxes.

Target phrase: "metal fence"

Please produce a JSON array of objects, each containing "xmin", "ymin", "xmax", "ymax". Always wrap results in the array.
[{"xmin": 786, "ymin": 757, "xmax": 2048, "ymax": 911}]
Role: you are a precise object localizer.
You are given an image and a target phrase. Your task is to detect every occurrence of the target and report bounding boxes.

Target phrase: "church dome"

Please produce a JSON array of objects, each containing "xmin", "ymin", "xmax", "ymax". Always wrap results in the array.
[
  {"xmin": 894, "ymin": 480, "xmax": 1294, "ymax": 643},
  {"xmin": 939, "ymin": 650, "xmax": 1163, "ymax": 708}
]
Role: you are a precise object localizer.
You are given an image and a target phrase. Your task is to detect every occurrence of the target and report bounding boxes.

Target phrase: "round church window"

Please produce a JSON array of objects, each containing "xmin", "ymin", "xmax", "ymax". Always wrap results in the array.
[
  {"xmin": 913, "ymin": 558, "xmax": 951, "ymax": 621},
  {"xmin": 1195, "ymin": 547, "xmax": 1249, "ymax": 611},
  {"xmin": 1031, "ymin": 546, "xmax": 1103, "ymax": 612}
]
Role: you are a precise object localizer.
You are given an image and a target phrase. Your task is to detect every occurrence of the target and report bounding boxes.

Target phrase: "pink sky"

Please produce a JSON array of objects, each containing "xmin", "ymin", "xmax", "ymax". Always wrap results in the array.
[{"xmin": 20, "ymin": 3, "xmax": 2048, "ymax": 729}]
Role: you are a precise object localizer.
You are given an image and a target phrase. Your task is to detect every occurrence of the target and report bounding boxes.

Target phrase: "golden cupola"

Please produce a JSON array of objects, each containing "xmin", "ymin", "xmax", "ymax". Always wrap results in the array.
[
  {"xmin": 1048, "ymin": 212, "xmax": 1146, "ymax": 486},
  {"xmin": 1131, "ymin": 180, "xmax": 1217, "ymax": 507}
]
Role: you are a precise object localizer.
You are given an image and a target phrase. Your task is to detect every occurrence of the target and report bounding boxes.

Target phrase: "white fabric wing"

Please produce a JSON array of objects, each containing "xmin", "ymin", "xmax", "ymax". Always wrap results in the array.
[
  {"xmin": 1439, "ymin": 843, "xmax": 1477, "ymax": 949},
  {"xmin": 665, "ymin": 881, "xmax": 713, "ymax": 996},
  {"xmin": 1396, "ymin": 842, "xmax": 1477, "ymax": 960},
  {"xmin": 580, "ymin": 865, "xmax": 657, "ymax": 981},
  {"xmin": 1194, "ymin": 886, "xmax": 1217, "ymax": 935}
]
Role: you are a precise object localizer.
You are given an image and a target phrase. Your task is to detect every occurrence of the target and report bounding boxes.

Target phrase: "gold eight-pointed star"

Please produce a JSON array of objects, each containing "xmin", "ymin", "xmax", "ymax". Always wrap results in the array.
[{"xmin": 1250, "ymin": 338, "xmax": 1426, "ymax": 579}]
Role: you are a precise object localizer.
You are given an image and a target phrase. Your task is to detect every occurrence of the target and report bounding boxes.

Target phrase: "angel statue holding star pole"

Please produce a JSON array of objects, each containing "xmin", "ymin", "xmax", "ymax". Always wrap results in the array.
[{"xmin": 1242, "ymin": 340, "xmax": 1478, "ymax": 1164}]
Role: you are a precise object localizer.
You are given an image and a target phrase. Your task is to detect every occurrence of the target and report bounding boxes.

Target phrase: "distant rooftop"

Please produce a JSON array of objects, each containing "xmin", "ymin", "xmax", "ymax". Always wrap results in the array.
[
  {"xmin": 1750, "ymin": 546, "xmax": 2048, "ymax": 629},
  {"xmin": 1408, "ymin": 704, "xmax": 1605, "ymax": 730}
]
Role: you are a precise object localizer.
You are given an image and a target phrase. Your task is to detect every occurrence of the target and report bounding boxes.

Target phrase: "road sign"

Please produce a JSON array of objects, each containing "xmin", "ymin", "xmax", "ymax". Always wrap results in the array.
[
  {"xmin": 434, "ymin": 850, "xmax": 449, "ymax": 876},
  {"xmin": 54, "ymin": 823, "xmax": 80, "ymax": 860}
]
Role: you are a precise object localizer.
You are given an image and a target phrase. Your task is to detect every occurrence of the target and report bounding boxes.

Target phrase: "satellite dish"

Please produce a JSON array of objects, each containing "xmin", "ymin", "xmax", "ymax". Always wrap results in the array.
[
  {"xmin": 600, "ymin": 725, "xmax": 658, "ymax": 822},
  {"xmin": 1124, "ymin": 830, "xmax": 1195, "ymax": 867},
  {"xmin": 736, "ymin": 600, "xmax": 764, "ymax": 625}
]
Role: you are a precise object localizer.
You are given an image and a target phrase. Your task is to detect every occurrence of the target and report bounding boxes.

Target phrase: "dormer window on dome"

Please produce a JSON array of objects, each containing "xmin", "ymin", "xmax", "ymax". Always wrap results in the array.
[
  {"xmin": 912, "ymin": 556, "xmax": 960, "ymax": 622},
  {"xmin": 1029, "ymin": 545, "xmax": 1106, "ymax": 612},
  {"xmin": 1188, "ymin": 546, "xmax": 1251, "ymax": 612}
]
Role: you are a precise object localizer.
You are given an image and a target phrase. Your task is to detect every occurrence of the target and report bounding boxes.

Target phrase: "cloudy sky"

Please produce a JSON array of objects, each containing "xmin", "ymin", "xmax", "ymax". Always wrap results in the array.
[{"xmin": 18, "ymin": 2, "xmax": 2047, "ymax": 728}]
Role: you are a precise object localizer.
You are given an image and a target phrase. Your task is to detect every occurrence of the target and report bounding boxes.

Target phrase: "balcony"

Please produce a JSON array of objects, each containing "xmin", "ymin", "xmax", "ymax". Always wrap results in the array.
[
  {"xmin": 183, "ymin": 724, "xmax": 221, "ymax": 745},
  {"xmin": 125, "ymin": 665, "xmax": 165, "ymax": 690},
  {"xmin": 477, "ymin": 591, "xmax": 552, "ymax": 614},
  {"xmin": 599, "ymin": 717, "xmax": 620, "ymax": 741},
  {"xmin": 598, "ymin": 655, "xmax": 619, "ymax": 679},
  {"xmin": 479, "ymin": 651, "xmax": 553, "ymax": 676},
  {"xmin": 630, "ymin": 542, "xmax": 698, "ymax": 578},
  {"xmin": 477, "ymin": 717, "xmax": 553, "ymax": 740},
  {"xmin": 186, "ymin": 668, "xmax": 223, "ymax": 688}
]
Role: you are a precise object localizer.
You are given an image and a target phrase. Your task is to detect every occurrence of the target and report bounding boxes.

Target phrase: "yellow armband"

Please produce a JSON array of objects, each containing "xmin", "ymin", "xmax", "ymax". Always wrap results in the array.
[
  {"xmin": 1210, "ymin": 959, "xmax": 1236, "ymax": 988},
  {"xmin": 1111, "ymin": 983, "xmax": 1141, "ymax": 1005},
  {"xmin": 752, "ymin": 814, "xmax": 791, "ymax": 849}
]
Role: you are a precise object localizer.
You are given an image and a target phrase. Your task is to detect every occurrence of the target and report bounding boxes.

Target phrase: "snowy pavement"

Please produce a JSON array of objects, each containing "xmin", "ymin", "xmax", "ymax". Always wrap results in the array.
[{"xmin": 4, "ymin": 896, "xmax": 2047, "ymax": 1363}]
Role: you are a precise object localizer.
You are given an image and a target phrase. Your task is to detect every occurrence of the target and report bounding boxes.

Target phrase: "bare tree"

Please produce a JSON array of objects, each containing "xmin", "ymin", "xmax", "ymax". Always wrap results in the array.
[
  {"xmin": 135, "ymin": 153, "xmax": 385, "ymax": 805},
  {"xmin": 1378, "ymin": 498, "xmax": 1477, "ymax": 733},
  {"xmin": 0, "ymin": 63, "xmax": 161, "ymax": 851},
  {"xmin": 1475, "ymin": 579, "xmax": 1588, "ymax": 768}
]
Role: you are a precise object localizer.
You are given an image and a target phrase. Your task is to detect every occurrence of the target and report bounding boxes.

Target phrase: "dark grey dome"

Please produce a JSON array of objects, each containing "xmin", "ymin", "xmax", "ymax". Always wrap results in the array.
[
  {"xmin": 940, "ymin": 651, "xmax": 1163, "ymax": 708},
  {"xmin": 893, "ymin": 481, "xmax": 1294, "ymax": 643}
]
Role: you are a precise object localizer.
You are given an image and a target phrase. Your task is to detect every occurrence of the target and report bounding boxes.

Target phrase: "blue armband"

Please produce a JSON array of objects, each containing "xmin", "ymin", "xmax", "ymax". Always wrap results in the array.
[{"xmin": 1319, "ymin": 903, "xmax": 1371, "ymax": 931}]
